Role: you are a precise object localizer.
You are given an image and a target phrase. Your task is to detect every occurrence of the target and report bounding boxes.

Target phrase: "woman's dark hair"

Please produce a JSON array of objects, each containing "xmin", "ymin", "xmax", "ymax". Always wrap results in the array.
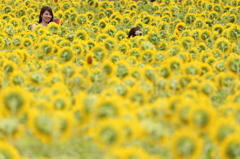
[
  {"xmin": 128, "ymin": 27, "xmax": 142, "ymax": 38},
  {"xmin": 38, "ymin": 6, "xmax": 54, "ymax": 23}
]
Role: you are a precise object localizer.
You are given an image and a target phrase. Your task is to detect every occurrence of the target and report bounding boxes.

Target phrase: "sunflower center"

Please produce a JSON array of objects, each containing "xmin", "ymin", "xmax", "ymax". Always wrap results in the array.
[
  {"xmin": 176, "ymin": 137, "xmax": 196, "ymax": 157},
  {"xmin": 0, "ymin": 150, "xmax": 12, "ymax": 159},
  {"xmin": 193, "ymin": 110, "xmax": 209, "ymax": 127},
  {"xmin": 35, "ymin": 114, "xmax": 53, "ymax": 135},
  {"xmin": 98, "ymin": 103, "xmax": 117, "ymax": 118},
  {"xmin": 4, "ymin": 93, "xmax": 24, "ymax": 113},
  {"xmin": 217, "ymin": 126, "xmax": 234, "ymax": 142},
  {"xmin": 226, "ymin": 142, "xmax": 240, "ymax": 158},
  {"xmin": 100, "ymin": 127, "xmax": 117, "ymax": 145}
]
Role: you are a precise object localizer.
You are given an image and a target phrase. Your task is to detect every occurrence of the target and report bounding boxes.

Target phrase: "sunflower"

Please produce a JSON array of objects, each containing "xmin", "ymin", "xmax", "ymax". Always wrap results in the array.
[
  {"xmin": 211, "ymin": 49, "xmax": 224, "ymax": 60},
  {"xmin": 11, "ymin": 35, "xmax": 22, "ymax": 48},
  {"xmin": 0, "ymin": 141, "xmax": 21, "ymax": 158},
  {"xmin": 127, "ymin": 48, "xmax": 140, "ymax": 59},
  {"xmin": 24, "ymin": 32, "xmax": 36, "ymax": 41},
  {"xmin": 0, "ymin": 117, "xmax": 23, "ymax": 140},
  {"xmin": 90, "ymin": 118, "xmax": 125, "ymax": 149},
  {"xmin": 48, "ymin": 22, "xmax": 60, "ymax": 34},
  {"xmin": 35, "ymin": 25, "xmax": 47, "ymax": 35},
  {"xmin": 216, "ymin": 72, "xmax": 238, "ymax": 89},
  {"xmin": 102, "ymin": 25, "xmax": 116, "ymax": 37},
  {"xmin": 220, "ymin": 133, "xmax": 240, "ymax": 159},
  {"xmin": 116, "ymin": 61, "xmax": 129, "ymax": 79},
  {"xmin": 92, "ymin": 96, "xmax": 123, "ymax": 120},
  {"xmin": 189, "ymin": 101, "xmax": 216, "ymax": 132},
  {"xmin": 96, "ymin": 33, "xmax": 109, "ymax": 42},
  {"xmin": 76, "ymin": 14, "xmax": 88, "ymax": 25},
  {"xmin": 109, "ymin": 51, "xmax": 122, "ymax": 64},
  {"xmin": 28, "ymin": 109, "xmax": 54, "ymax": 144},
  {"xmin": 181, "ymin": 36, "xmax": 194, "ymax": 50},
  {"xmin": 53, "ymin": 112, "xmax": 74, "ymax": 141},
  {"xmin": 185, "ymin": 13, "xmax": 196, "ymax": 24},
  {"xmin": 71, "ymin": 43, "xmax": 84, "ymax": 57},
  {"xmin": 197, "ymin": 42, "xmax": 207, "ymax": 52},
  {"xmin": 9, "ymin": 71, "xmax": 25, "ymax": 86},
  {"xmin": 118, "ymin": 41, "xmax": 129, "ymax": 54},
  {"xmin": 28, "ymin": 71, "xmax": 45, "ymax": 87},
  {"xmin": 70, "ymin": 73, "xmax": 85, "ymax": 89},
  {"xmin": 199, "ymin": 29, "xmax": 212, "ymax": 41},
  {"xmin": 126, "ymin": 56, "xmax": 138, "ymax": 67},
  {"xmin": 91, "ymin": 45, "xmax": 106, "ymax": 62},
  {"xmin": 127, "ymin": 87, "xmax": 148, "ymax": 104},
  {"xmin": 58, "ymin": 47, "xmax": 74, "ymax": 63},
  {"xmin": 226, "ymin": 55, "xmax": 240, "ymax": 74},
  {"xmin": 104, "ymin": 37, "xmax": 116, "ymax": 51},
  {"xmin": 194, "ymin": 18, "xmax": 205, "ymax": 29},
  {"xmin": 0, "ymin": 87, "xmax": 29, "ymax": 116},
  {"xmin": 210, "ymin": 118, "xmax": 239, "ymax": 145},
  {"xmin": 184, "ymin": 62, "xmax": 200, "ymax": 76},
  {"xmin": 4, "ymin": 23, "xmax": 15, "ymax": 37},
  {"xmin": 3, "ymin": 60, "xmax": 17, "ymax": 75},
  {"xmin": 49, "ymin": 94, "xmax": 71, "ymax": 112},
  {"xmin": 227, "ymin": 26, "xmax": 240, "ymax": 41},
  {"xmin": 115, "ymin": 31, "xmax": 127, "ymax": 41},
  {"xmin": 9, "ymin": 18, "xmax": 20, "ymax": 27},
  {"xmin": 74, "ymin": 29, "xmax": 88, "ymax": 41},
  {"xmin": 170, "ymin": 129, "xmax": 203, "ymax": 159},
  {"xmin": 140, "ymin": 50, "xmax": 154, "ymax": 65},
  {"xmin": 214, "ymin": 37, "xmax": 231, "ymax": 53},
  {"xmin": 21, "ymin": 37, "xmax": 33, "ymax": 49},
  {"xmin": 179, "ymin": 74, "xmax": 193, "ymax": 89},
  {"xmin": 39, "ymin": 41, "xmax": 54, "ymax": 57},
  {"xmin": 98, "ymin": 19, "xmax": 108, "ymax": 29},
  {"xmin": 147, "ymin": 31, "xmax": 160, "ymax": 46},
  {"xmin": 61, "ymin": 63, "xmax": 76, "ymax": 78}
]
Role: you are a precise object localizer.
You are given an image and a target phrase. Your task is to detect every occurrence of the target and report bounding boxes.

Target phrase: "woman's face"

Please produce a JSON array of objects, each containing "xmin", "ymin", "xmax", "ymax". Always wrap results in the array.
[{"xmin": 41, "ymin": 10, "xmax": 52, "ymax": 23}]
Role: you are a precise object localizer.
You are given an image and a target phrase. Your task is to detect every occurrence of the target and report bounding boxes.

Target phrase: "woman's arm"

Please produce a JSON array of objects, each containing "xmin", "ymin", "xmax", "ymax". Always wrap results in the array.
[{"xmin": 31, "ymin": 24, "xmax": 36, "ymax": 32}]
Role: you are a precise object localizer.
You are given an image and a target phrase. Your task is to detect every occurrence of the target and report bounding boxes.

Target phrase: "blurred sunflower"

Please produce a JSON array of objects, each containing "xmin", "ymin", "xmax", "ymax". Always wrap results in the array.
[
  {"xmin": 74, "ymin": 29, "xmax": 88, "ymax": 41},
  {"xmin": 90, "ymin": 118, "xmax": 125, "ymax": 149},
  {"xmin": 39, "ymin": 41, "xmax": 54, "ymax": 56},
  {"xmin": 170, "ymin": 129, "xmax": 203, "ymax": 159},
  {"xmin": 0, "ymin": 87, "xmax": 29, "ymax": 116},
  {"xmin": 48, "ymin": 22, "xmax": 60, "ymax": 34},
  {"xmin": 181, "ymin": 36, "xmax": 194, "ymax": 50},
  {"xmin": 58, "ymin": 47, "xmax": 74, "ymax": 63},
  {"xmin": 214, "ymin": 37, "xmax": 231, "ymax": 53},
  {"xmin": 103, "ymin": 25, "xmax": 116, "ymax": 37},
  {"xmin": 11, "ymin": 35, "xmax": 22, "ymax": 48},
  {"xmin": 220, "ymin": 133, "xmax": 240, "ymax": 159},
  {"xmin": 91, "ymin": 45, "xmax": 106, "ymax": 62},
  {"xmin": 199, "ymin": 29, "xmax": 212, "ymax": 42},
  {"xmin": 3, "ymin": 60, "xmax": 17, "ymax": 75},
  {"xmin": 104, "ymin": 37, "xmax": 117, "ymax": 51},
  {"xmin": 9, "ymin": 71, "xmax": 25, "ymax": 86},
  {"xmin": 0, "ymin": 141, "xmax": 21, "ymax": 158},
  {"xmin": 115, "ymin": 31, "xmax": 127, "ymax": 41},
  {"xmin": 140, "ymin": 50, "xmax": 155, "ymax": 65},
  {"xmin": 21, "ymin": 37, "xmax": 33, "ymax": 49}
]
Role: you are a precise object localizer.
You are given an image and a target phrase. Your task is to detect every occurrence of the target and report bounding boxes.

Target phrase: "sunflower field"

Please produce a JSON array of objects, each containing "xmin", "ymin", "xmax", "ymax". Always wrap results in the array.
[{"xmin": 1, "ymin": 0, "xmax": 240, "ymax": 158}]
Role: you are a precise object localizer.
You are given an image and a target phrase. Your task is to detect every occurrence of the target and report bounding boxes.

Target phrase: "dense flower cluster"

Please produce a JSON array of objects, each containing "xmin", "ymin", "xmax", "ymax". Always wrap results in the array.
[{"xmin": 0, "ymin": 0, "xmax": 240, "ymax": 158}]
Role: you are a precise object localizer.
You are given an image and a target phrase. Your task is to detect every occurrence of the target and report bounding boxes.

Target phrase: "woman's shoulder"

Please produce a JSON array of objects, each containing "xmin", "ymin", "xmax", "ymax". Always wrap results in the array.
[{"xmin": 30, "ymin": 23, "xmax": 39, "ymax": 31}]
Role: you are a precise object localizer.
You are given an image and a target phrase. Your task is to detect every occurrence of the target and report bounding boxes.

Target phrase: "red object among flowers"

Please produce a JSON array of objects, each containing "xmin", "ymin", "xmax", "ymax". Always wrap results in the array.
[{"xmin": 53, "ymin": 19, "xmax": 60, "ymax": 25}]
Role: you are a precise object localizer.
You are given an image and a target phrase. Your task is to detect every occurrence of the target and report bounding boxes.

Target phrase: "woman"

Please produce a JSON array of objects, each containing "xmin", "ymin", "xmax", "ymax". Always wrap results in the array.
[
  {"xmin": 128, "ymin": 27, "xmax": 142, "ymax": 38},
  {"xmin": 31, "ymin": 6, "xmax": 54, "ymax": 31}
]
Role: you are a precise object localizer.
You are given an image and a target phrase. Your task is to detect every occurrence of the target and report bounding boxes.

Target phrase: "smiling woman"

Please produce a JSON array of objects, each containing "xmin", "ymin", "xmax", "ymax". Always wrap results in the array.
[{"xmin": 31, "ymin": 6, "xmax": 54, "ymax": 32}]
